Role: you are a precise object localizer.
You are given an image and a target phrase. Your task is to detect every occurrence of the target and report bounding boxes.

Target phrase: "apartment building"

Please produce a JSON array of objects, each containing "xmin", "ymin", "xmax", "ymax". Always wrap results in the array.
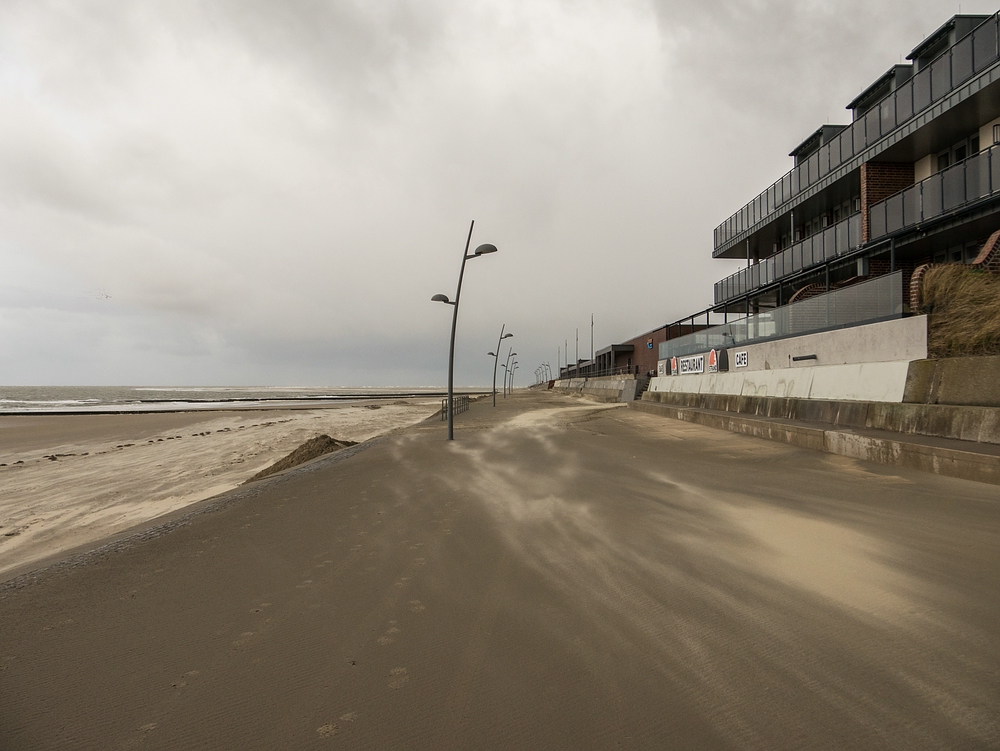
[{"xmin": 711, "ymin": 13, "xmax": 1000, "ymax": 316}]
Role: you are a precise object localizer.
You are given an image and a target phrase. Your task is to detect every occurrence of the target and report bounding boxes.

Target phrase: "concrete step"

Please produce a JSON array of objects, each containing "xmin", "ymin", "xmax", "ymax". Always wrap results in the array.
[{"xmin": 630, "ymin": 400, "xmax": 1000, "ymax": 486}]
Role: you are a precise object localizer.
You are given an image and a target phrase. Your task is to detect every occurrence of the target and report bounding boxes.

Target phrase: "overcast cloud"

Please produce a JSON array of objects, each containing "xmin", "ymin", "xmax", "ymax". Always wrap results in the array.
[{"xmin": 0, "ymin": 0, "xmax": 990, "ymax": 386}]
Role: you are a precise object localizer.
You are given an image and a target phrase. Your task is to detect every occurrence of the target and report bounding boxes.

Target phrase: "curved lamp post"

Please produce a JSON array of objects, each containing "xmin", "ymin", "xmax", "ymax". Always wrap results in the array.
[
  {"xmin": 432, "ymin": 220, "xmax": 497, "ymax": 440},
  {"xmin": 510, "ymin": 362, "xmax": 519, "ymax": 392},
  {"xmin": 488, "ymin": 326, "xmax": 513, "ymax": 407},
  {"xmin": 503, "ymin": 349, "xmax": 517, "ymax": 397}
]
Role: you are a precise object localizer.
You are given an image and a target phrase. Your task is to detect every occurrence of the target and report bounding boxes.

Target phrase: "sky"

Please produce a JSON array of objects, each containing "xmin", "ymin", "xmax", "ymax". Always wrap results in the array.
[{"xmin": 0, "ymin": 0, "xmax": 993, "ymax": 387}]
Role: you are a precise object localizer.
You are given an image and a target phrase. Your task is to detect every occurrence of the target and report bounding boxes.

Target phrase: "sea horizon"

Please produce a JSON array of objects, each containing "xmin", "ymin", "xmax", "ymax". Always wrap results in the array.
[{"xmin": 0, "ymin": 385, "xmax": 489, "ymax": 414}]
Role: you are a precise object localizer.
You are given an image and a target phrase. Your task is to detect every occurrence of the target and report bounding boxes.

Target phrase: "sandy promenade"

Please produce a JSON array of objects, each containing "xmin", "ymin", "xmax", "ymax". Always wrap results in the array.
[
  {"xmin": 0, "ymin": 400, "xmax": 439, "ymax": 578},
  {"xmin": 1, "ymin": 391, "xmax": 997, "ymax": 749}
]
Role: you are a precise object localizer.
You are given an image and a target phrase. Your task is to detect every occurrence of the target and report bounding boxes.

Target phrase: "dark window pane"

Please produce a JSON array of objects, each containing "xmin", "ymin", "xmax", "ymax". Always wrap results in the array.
[
  {"xmin": 966, "ymin": 152, "xmax": 984, "ymax": 200},
  {"xmin": 849, "ymin": 213, "xmax": 862, "ymax": 247},
  {"xmin": 853, "ymin": 119, "xmax": 866, "ymax": 154},
  {"xmin": 836, "ymin": 220, "xmax": 849, "ymax": 254},
  {"xmin": 865, "ymin": 107, "xmax": 881, "ymax": 143},
  {"xmin": 828, "ymin": 135, "xmax": 841, "ymax": 169},
  {"xmin": 923, "ymin": 174, "xmax": 943, "ymax": 218},
  {"xmin": 953, "ymin": 36, "xmax": 974, "ymax": 84},
  {"xmin": 902, "ymin": 184, "xmax": 921, "ymax": 226},
  {"xmin": 991, "ymin": 148, "xmax": 1000, "ymax": 195},
  {"xmin": 886, "ymin": 194, "xmax": 904, "ymax": 232},
  {"xmin": 839, "ymin": 129, "xmax": 854, "ymax": 161},
  {"xmin": 942, "ymin": 163, "xmax": 965, "ymax": 210},
  {"xmin": 974, "ymin": 19, "xmax": 999, "ymax": 72},
  {"xmin": 823, "ymin": 226, "xmax": 836, "ymax": 260},
  {"xmin": 807, "ymin": 152, "xmax": 819, "ymax": 186},
  {"xmin": 913, "ymin": 68, "xmax": 932, "ymax": 112},
  {"xmin": 930, "ymin": 55, "xmax": 951, "ymax": 101},
  {"xmin": 895, "ymin": 82, "xmax": 913, "ymax": 122},
  {"xmin": 870, "ymin": 202, "xmax": 887, "ymax": 239},
  {"xmin": 880, "ymin": 97, "xmax": 896, "ymax": 134}
]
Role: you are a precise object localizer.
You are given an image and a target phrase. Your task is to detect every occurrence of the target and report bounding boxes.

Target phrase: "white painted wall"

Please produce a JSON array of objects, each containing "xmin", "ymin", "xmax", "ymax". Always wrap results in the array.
[
  {"xmin": 648, "ymin": 360, "xmax": 913, "ymax": 402},
  {"xmin": 914, "ymin": 154, "xmax": 934, "ymax": 182},
  {"xmin": 731, "ymin": 316, "xmax": 925, "ymax": 372}
]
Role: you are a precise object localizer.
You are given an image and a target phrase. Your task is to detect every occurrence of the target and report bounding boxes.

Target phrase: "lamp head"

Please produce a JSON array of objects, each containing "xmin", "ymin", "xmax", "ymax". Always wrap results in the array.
[
  {"xmin": 488, "ymin": 352, "xmax": 496, "ymax": 357},
  {"xmin": 431, "ymin": 294, "xmax": 450, "ymax": 303},
  {"xmin": 473, "ymin": 243, "xmax": 498, "ymax": 256},
  {"xmin": 502, "ymin": 333, "xmax": 513, "ymax": 339}
]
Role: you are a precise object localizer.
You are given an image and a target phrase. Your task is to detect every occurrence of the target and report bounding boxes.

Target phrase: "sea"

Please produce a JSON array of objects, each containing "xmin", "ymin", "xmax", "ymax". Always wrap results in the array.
[{"xmin": 0, "ymin": 386, "xmax": 450, "ymax": 414}]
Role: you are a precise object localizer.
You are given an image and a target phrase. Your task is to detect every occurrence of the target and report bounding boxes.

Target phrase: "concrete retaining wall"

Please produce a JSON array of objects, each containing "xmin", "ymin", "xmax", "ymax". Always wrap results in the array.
[
  {"xmin": 648, "ymin": 361, "xmax": 912, "ymax": 402},
  {"xmin": 658, "ymin": 316, "xmax": 927, "ymax": 374},
  {"xmin": 641, "ymin": 390, "xmax": 1000, "ymax": 445},
  {"xmin": 904, "ymin": 355, "xmax": 1000, "ymax": 406},
  {"xmin": 553, "ymin": 376, "xmax": 635, "ymax": 403},
  {"xmin": 631, "ymin": 400, "xmax": 1000, "ymax": 486}
]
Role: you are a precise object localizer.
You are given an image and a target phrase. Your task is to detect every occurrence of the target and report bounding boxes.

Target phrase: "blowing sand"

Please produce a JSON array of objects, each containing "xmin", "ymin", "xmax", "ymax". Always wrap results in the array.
[{"xmin": 0, "ymin": 400, "xmax": 438, "ymax": 578}]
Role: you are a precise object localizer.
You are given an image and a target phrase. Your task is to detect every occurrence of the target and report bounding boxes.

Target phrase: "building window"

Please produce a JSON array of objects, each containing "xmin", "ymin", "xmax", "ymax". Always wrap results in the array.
[
  {"xmin": 994, "ymin": 124, "xmax": 1000, "ymax": 145},
  {"xmin": 938, "ymin": 153, "xmax": 950, "ymax": 171}
]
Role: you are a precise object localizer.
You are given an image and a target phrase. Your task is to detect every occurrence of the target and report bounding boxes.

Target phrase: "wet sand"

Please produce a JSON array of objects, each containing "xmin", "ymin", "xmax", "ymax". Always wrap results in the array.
[
  {"xmin": 0, "ymin": 401, "xmax": 439, "ymax": 578},
  {"xmin": 0, "ymin": 392, "xmax": 998, "ymax": 749}
]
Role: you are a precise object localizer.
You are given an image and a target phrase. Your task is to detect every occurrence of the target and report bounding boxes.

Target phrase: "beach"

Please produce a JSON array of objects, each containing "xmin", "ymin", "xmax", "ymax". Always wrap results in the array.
[
  {"xmin": 1, "ymin": 391, "xmax": 997, "ymax": 749},
  {"xmin": 0, "ymin": 400, "xmax": 440, "ymax": 578}
]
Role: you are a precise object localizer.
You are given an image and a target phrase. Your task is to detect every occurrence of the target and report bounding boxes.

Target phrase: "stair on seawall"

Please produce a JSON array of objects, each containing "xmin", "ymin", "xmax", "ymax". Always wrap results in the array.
[{"xmin": 630, "ymin": 399, "xmax": 1000, "ymax": 486}]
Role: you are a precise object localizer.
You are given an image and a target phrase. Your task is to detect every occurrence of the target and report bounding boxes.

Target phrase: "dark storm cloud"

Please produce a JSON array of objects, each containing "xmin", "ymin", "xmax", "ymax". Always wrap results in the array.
[{"xmin": 0, "ymin": 0, "xmax": 995, "ymax": 385}]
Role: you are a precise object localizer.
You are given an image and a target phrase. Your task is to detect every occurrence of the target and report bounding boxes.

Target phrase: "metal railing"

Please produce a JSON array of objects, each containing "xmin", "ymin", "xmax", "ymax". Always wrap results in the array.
[
  {"xmin": 558, "ymin": 365, "xmax": 635, "ymax": 380},
  {"xmin": 713, "ymin": 13, "xmax": 1000, "ymax": 255},
  {"xmin": 868, "ymin": 141, "xmax": 1000, "ymax": 240},
  {"xmin": 661, "ymin": 271, "xmax": 904, "ymax": 360},
  {"xmin": 714, "ymin": 213, "xmax": 862, "ymax": 304},
  {"xmin": 440, "ymin": 395, "xmax": 470, "ymax": 420}
]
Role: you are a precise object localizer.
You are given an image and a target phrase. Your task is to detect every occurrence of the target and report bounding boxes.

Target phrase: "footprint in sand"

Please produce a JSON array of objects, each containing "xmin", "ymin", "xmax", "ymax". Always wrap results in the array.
[
  {"xmin": 408, "ymin": 600, "xmax": 426, "ymax": 613},
  {"xmin": 317, "ymin": 723, "xmax": 338, "ymax": 737},
  {"xmin": 394, "ymin": 577, "xmax": 410, "ymax": 588},
  {"xmin": 388, "ymin": 667, "xmax": 408, "ymax": 689},
  {"xmin": 296, "ymin": 580, "xmax": 313, "ymax": 589},
  {"xmin": 340, "ymin": 712, "xmax": 357, "ymax": 722}
]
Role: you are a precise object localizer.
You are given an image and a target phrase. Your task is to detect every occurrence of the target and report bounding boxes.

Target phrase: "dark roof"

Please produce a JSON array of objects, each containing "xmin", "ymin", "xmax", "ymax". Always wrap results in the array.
[
  {"xmin": 788, "ymin": 124, "xmax": 849, "ymax": 159},
  {"xmin": 907, "ymin": 15, "xmax": 989, "ymax": 61},
  {"xmin": 845, "ymin": 65, "xmax": 911, "ymax": 112}
]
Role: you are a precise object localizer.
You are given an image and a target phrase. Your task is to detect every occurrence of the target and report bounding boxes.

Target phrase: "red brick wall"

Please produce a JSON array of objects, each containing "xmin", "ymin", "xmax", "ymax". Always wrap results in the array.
[{"xmin": 861, "ymin": 161, "xmax": 914, "ymax": 241}]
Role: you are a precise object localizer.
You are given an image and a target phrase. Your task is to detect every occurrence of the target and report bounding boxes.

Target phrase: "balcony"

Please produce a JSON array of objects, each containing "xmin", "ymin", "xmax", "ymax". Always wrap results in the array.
[
  {"xmin": 868, "ymin": 142, "xmax": 1000, "ymax": 240},
  {"xmin": 714, "ymin": 213, "xmax": 862, "ymax": 305},
  {"xmin": 665, "ymin": 272, "xmax": 904, "ymax": 361},
  {"xmin": 713, "ymin": 13, "xmax": 1000, "ymax": 257}
]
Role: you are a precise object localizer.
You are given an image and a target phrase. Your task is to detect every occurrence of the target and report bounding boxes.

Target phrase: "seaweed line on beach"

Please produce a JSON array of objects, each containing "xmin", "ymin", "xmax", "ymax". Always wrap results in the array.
[{"xmin": 0, "ymin": 436, "xmax": 385, "ymax": 597}]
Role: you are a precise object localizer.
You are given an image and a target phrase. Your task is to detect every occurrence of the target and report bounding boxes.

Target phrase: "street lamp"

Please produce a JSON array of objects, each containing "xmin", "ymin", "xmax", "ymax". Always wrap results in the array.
[
  {"xmin": 432, "ymin": 220, "xmax": 497, "ymax": 440},
  {"xmin": 510, "ymin": 362, "xmax": 519, "ymax": 392},
  {"xmin": 488, "ymin": 326, "xmax": 513, "ymax": 407},
  {"xmin": 503, "ymin": 349, "xmax": 517, "ymax": 397}
]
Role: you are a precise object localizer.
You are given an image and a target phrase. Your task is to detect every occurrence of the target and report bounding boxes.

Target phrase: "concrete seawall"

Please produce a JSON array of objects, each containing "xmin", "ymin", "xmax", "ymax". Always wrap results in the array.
[
  {"xmin": 632, "ymin": 399, "xmax": 1000, "ymax": 485},
  {"xmin": 641, "ymin": 389, "xmax": 1000, "ymax": 445},
  {"xmin": 648, "ymin": 361, "xmax": 913, "ymax": 402},
  {"xmin": 552, "ymin": 376, "xmax": 637, "ymax": 403}
]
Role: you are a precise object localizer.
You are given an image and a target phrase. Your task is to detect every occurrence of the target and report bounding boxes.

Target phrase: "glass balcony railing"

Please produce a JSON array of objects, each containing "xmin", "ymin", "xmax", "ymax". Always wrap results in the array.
[
  {"xmin": 868, "ymin": 142, "xmax": 1000, "ymax": 240},
  {"xmin": 714, "ymin": 213, "xmax": 861, "ymax": 304},
  {"xmin": 663, "ymin": 272, "xmax": 904, "ymax": 361},
  {"xmin": 713, "ymin": 12, "xmax": 1000, "ymax": 256}
]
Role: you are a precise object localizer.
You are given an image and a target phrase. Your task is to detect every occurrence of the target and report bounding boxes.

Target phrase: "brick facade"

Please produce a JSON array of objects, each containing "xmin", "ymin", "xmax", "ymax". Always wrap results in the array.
[{"xmin": 861, "ymin": 161, "xmax": 915, "ymax": 241}]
